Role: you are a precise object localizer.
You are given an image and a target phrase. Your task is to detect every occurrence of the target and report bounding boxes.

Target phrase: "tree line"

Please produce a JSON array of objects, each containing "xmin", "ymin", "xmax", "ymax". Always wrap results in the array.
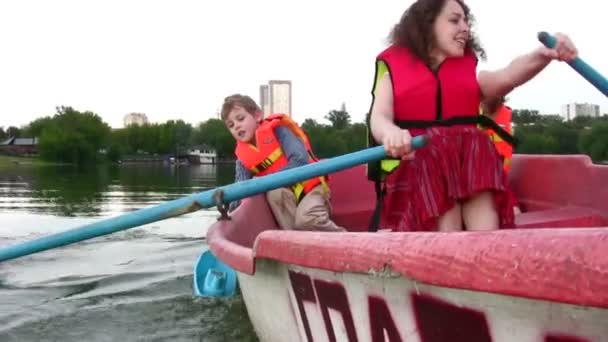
[
  {"xmin": 511, "ymin": 109, "xmax": 608, "ymax": 162},
  {"xmin": 1, "ymin": 106, "xmax": 607, "ymax": 164}
]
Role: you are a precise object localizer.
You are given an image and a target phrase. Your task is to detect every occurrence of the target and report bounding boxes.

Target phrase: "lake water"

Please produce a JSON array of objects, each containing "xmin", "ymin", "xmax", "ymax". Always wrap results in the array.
[{"xmin": 0, "ymin": 162, "xmax": 259, "ymax": 341}]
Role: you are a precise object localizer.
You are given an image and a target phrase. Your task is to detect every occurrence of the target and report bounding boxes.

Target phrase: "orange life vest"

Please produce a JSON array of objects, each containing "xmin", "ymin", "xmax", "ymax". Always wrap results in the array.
[
  {"xmin": 485, "ymin": 105, "xmax": 513, "ymax": 173},
  {"xmin": 235, "ymin": 113, "xmax": 327, "ymax": 202}
]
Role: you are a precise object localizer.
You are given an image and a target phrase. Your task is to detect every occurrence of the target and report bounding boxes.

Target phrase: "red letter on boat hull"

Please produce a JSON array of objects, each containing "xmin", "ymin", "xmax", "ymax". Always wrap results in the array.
[
  {"xmin": 314, "ymin": 279, "xmax": 359, "ymax": 342},
  {"xmin": 289, "ymin": 271, "xmax": 317, "ymax": 342},
  {"xmin": 368, "ymin": 296, "xmax": 403, "ymax": 342},
  {"xmin": 289, "ymin": 272, "xmax": 359, "ymax": 342},
  {"xmin": 412, "ymin": 293, "xmax": 493, "ymax": 342}
]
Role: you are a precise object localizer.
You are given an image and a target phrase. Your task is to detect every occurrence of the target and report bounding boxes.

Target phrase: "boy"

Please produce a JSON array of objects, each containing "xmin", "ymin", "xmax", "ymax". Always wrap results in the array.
[
  {"xmin": 481, "ymin": 96, "xmax": 521, "ymax": 215},
  {"xmin": 480, "ymin": 96, "xmax": 513, "ymax": 174},
  {"xmin": 221, "ymin": 94, "xmax": 345, "ymax": 232}
]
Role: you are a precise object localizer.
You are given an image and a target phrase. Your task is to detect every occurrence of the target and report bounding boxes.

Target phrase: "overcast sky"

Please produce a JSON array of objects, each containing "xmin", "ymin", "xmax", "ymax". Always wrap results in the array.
[{"xmin": 0, "ymin": 0, "xmax": 606, "ymax": 129}]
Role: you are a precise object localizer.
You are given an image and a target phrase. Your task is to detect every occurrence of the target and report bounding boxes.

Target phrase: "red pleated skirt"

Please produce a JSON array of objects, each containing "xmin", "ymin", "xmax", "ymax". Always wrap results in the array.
[{"xmin": 381, "ymin": 126, "xmax": 516, "ymax": 231}]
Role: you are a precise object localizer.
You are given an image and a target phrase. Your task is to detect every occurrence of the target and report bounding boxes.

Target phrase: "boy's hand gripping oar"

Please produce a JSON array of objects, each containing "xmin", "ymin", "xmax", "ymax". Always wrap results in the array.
[
  {"xmin": 0, "ymin": 135, "xmax": 428, "ymax": 263},
  {"xmin": 538, "ymin": 31, "xmax": 608, "ymax": 97}
]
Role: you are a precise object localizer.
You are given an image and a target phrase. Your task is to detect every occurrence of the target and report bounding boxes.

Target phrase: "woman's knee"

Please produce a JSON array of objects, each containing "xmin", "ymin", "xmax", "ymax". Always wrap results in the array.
[
  {"xmin": 437, "ymin": 203, "xmax": 463, "ymax": 232},
  {"xmin": 463, "ymin": 191, "xmax": 499, "ymax": 230}
]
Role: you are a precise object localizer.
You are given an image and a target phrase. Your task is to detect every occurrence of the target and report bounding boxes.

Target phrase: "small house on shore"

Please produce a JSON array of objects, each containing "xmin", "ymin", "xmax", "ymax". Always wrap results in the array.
[{"xmin": 0, "ymin": 137, "xmax": 38, "ymax": 156}]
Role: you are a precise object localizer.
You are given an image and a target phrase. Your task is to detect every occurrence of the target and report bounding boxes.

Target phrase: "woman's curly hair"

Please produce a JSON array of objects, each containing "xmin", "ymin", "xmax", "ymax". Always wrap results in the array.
[{"xmin": 389, "ymin": 0, "xmax": 486, "ymax": 66}]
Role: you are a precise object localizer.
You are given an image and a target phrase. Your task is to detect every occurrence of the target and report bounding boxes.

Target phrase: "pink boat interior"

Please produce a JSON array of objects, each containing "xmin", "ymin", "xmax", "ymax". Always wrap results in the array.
[{"xmin": 207, "ymin": 154, "xmax": 608, "ymax": 308}]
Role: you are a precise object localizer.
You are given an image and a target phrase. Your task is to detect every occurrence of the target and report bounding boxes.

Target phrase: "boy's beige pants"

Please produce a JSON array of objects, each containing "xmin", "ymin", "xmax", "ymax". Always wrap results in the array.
[{"xmin": 265, "ymin": 185, "xmax": 345, "ymax": 232}]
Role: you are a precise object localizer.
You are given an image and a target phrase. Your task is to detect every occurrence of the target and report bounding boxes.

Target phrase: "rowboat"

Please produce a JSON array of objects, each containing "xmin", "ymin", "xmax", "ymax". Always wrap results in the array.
[
  {"xmin": 200, "ymin": 32, "xmax": 608, "ymax": 342},
  {"xmin": 0, "ymin": 31, "xmax": 606, "ymax": 342},
  {"xmin": 205, "ymin": 154, "xmax": 608, "ymax": 342}
]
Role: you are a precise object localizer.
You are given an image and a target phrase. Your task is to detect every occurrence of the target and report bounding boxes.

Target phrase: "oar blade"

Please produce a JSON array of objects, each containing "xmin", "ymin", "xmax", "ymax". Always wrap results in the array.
[{"xmin": 193, "ymin": 249, "xmax": 237, "ymax": 297}]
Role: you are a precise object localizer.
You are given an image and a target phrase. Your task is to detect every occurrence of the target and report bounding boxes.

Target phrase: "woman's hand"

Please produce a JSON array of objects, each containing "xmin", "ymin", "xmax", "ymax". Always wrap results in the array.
[
  {"xmin": 382, "ymin": 127, "xmax": 415, "ymax": 160},
  {"xmin": 538, "ymin": 32, "xmax": 578, "ymax": 62}
]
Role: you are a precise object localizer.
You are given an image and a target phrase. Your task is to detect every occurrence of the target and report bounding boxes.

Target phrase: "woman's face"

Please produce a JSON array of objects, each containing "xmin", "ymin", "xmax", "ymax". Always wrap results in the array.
[{"xmin": 431, "ymin": 0, "xmax": 470, "ymax": 62}]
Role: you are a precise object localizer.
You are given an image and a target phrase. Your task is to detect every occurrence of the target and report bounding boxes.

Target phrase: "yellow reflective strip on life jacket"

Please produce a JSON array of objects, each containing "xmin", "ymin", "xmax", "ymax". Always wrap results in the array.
[
  {"xmin": 381, "ymin": 159, "xmax": 400, "ymax": 173},
  {"xmin": 267, "ymin": 147, "xmax": 282, "ymax": 163},
  {"xmin": 373, "ymin": 60, "xmax": 389, "ymax": 96},
  {"xmin": 251, "ymin": 147, "xmax": 283, "ymax": 174},
  {"xmin": 319, "ymin": 176, "xmax": 329, "ymax": 193},
  {"xmin": 290, "ymin": 175, "xmax": 328, "ymax": 204},
  {"xmin": 488, "ymin": 133, "xmax": 504, "ymax": 143},
  {"xmin": 478, "ymin": 107, "xmax": 484, "ymax": 129},
  {"xmin": 291, "ymin": 182, "xmax": 305, "ymax": 203}
]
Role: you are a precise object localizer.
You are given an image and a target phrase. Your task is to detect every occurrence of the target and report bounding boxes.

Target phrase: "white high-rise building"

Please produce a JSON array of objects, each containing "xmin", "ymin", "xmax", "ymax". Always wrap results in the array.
[
  {"xmin": 259, "ymin": 80, "xmax": 292, "ymax": 118},
  {"xmin": 259, "ymin": 85, "xmax": 270, "ymax": 115},
  {"xmin": 560, "ymin": 103, "xmax": 600, "ymax": 121}
]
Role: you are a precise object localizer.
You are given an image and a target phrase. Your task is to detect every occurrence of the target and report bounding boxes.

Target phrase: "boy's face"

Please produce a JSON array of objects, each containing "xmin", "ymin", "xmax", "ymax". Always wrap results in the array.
[{"xmin": 224, "ymin": 105, "xmax": 262, "ymax": 143}]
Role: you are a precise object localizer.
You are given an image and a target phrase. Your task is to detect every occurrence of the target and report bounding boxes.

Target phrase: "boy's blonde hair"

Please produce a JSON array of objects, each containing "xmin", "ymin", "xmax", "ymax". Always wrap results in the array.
[{"xmin": 220, "ymin": 94, "xmax": 261, "ymax": 121}]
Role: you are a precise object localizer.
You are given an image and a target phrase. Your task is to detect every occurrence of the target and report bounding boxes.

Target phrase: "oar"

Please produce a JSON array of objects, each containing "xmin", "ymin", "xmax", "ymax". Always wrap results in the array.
[
  {"xmin": 0, "ymin": 135, "xmax": 428, "ymax": 263},
  {"xmin": 193, "ymin": 249, "xmax": 237, "ymax": 297},
  {"xmin": 538, "ymin": 31, "xmax": 608, "ymax": 97}
]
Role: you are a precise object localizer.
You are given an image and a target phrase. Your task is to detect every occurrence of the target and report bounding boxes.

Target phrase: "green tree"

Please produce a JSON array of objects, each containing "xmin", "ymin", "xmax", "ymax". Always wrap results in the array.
[
  {"xmin": 545, "ymin": 123, "xmax": 579, "ymax": 154},
  {"xmin": 570, "ymin": 115, "xmax": 594, "ymax": 129},
  {"xmin": 512, "ymin": 109, "xmax": 541, "ymax": 125},
  {"xmin": 173, "ymin": 119, "xmax": 194, "ymax": 152},
  {"xmin": 108, "ymin": 128, "xmax": 128, "ymax": 161},
  {"xmin": 23, "ymin": 117, "xmax": 53, "ymax": 137},
  {"xmin": 515, "ymin": 131, "xmax": 559, "ymax": 154},
  {"xmin": 324, "ymin": 110, "xmax": 351, "ymax": 130},
  {"xmin": 6, "ymin": 126, "xmax": 21, "ymax": 138},
  {"xmin": 340, "ymin": 122, "xmax": 367, "ymax": 152},
  {"xmin": 37, "ymin": 106, "xmax": 111, "ymax": 164},
  {"xmin": 192, "ymin": 119, "xmax": 235, "ymax": 158},
  {"xmin": 579, "ymin": 122, "xmax": 608, "ymax": 163},
  {"xmin": 301, "ymin": 118, "xmax": 327, "ymax": 155},
  {"xmin": 125, "ymin": 124, "xmax": 146, "ymax": 154},
  {"xmin": 301, "ymin": 116, "xmax": 366, "ymax": 158}
]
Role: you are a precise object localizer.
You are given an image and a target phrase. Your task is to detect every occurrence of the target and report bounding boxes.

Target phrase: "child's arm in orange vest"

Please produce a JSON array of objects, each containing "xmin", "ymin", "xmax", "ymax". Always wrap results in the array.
[{"xmin": 274, "ymin": 126, "xmax": 309, "ymax": 172}]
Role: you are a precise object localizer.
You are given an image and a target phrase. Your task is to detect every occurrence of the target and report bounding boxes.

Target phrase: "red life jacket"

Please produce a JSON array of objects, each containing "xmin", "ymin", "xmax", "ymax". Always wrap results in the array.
[
  {"xmin": 376, "ymin": 45, "xmax": 481, "ymax": 137},
  {"xmin": 365, "ymin": 46, "xmax": 514, "ymax": 232},
  {"xmin": 235, "ymin": 113, "xmax": 327, "ymax": 202},
  {"xmin": 484, "ymin": 105, "xmax": 514, "ymax": 173}
]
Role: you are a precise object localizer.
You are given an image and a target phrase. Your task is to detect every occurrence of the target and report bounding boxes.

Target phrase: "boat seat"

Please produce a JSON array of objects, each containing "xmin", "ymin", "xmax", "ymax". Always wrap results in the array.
[{"xmin": 515, "ymin": 206, "xmax": 607, "ymax": 229}]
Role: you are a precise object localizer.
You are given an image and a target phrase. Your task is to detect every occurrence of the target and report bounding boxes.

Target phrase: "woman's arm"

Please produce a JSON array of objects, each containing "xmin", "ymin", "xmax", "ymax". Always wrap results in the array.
[
  {"xmin": 478, "ymin": 47, "xmax": 551, "ymax": 99},
  {"xmin": 478, "ymin": 33, "xmax": 578, "ymax": 100},
  {"xmin": 369, "ymin": 74, "xmax": 397, "ymax": 143},
  {"xmin": 369, "ymin": 74, "xmax": 415, "ymax": 159}
]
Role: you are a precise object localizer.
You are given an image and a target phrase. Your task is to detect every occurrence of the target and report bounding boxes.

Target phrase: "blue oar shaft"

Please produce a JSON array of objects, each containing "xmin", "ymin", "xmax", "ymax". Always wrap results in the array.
[
  {"xmin": 538, "ymin": 31, "xmax": 608, "ymax": 97},
  {"xmin": 0, "ymin": 136, "xmax": 427, "ymax": 262}
]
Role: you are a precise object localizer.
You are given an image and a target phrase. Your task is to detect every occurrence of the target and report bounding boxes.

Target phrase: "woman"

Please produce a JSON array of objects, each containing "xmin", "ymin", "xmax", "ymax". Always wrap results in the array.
[{"xmin": 369, "ymin": 0, "xmax": 577, "ymax": 232}]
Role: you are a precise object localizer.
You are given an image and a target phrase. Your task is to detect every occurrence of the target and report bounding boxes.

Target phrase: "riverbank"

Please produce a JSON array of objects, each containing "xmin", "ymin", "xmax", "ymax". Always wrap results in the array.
[
  {"xmin": 0, "ymin": 154, "xmax": 236, "ymax": 170},
  {"xmin": 0, "ymin": 155, "xmax": 65, "ymax": 169}
]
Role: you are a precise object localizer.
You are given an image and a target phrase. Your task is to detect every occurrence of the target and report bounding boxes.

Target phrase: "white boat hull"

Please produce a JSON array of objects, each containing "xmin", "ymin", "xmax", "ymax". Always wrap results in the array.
[{"xmin": 238, "ymin": 259, "xmax": 607, "ymax": 342}]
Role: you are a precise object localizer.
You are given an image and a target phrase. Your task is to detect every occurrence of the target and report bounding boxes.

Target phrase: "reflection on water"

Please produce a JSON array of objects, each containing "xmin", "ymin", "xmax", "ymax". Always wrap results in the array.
[
  {"xmin": 0, "ymin": 163, "xmax": 236, "ymax": 217},
  {"xmin": 0, "ymin": 162, "xmax": 259, "ymax": 341}
]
